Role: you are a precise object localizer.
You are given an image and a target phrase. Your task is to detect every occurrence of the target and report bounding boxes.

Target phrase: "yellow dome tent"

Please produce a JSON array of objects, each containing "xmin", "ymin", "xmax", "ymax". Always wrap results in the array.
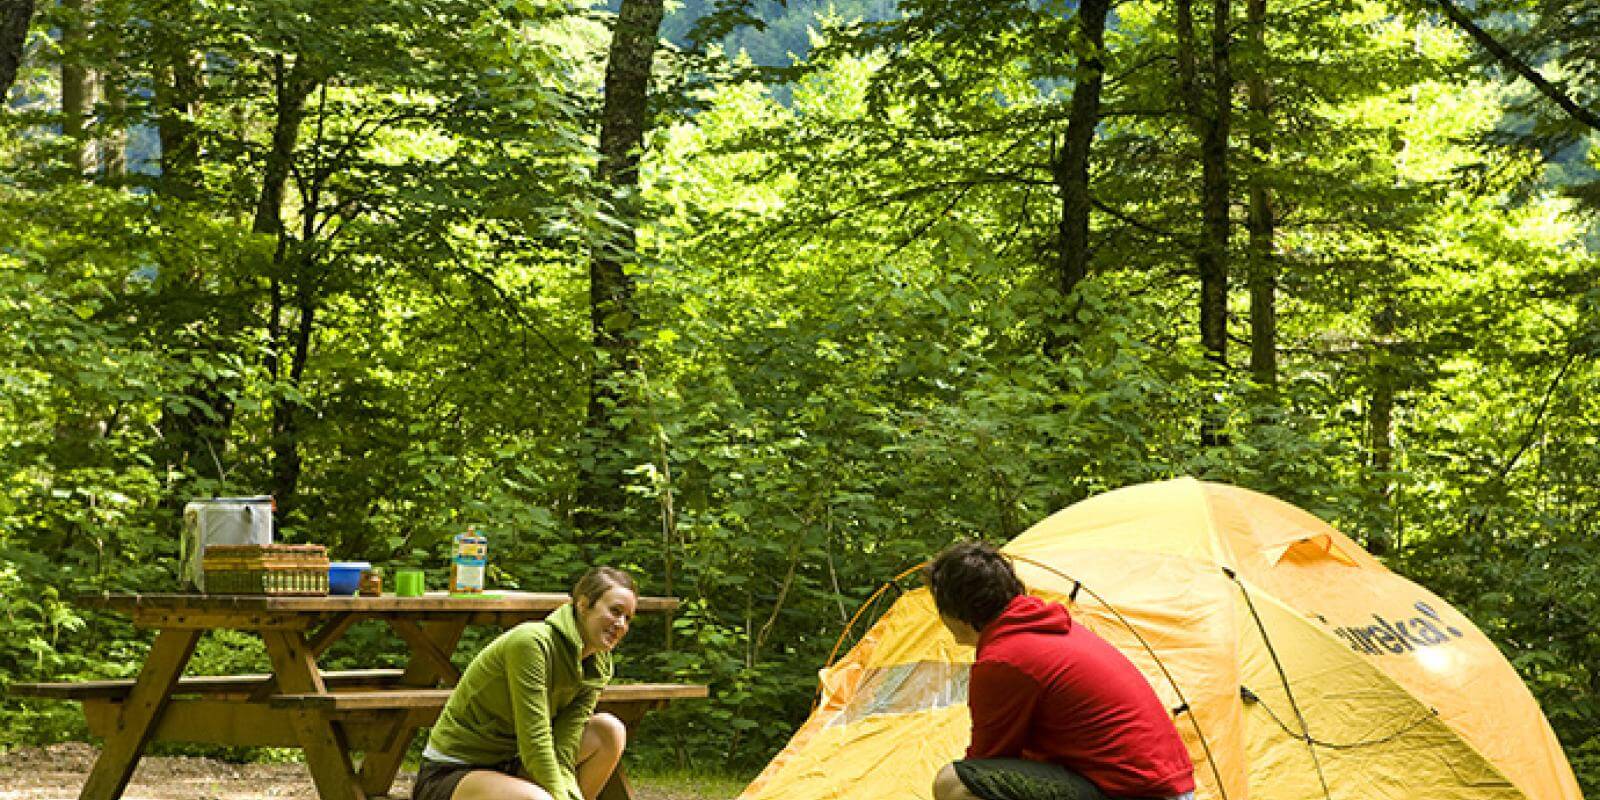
[{"xmin": 738, "ymin": 478, "xmax": 1582, "ymax": 800}]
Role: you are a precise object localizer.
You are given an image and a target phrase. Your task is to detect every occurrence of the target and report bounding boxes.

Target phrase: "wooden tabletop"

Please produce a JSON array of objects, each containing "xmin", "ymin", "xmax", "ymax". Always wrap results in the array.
[{"xmin": 77, "ymin": 591, "xmax": 680, "ymax": 614}]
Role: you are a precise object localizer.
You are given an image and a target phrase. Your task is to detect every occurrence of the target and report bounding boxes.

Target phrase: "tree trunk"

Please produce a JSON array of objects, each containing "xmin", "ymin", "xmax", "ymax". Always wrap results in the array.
[
  {"xmin": 260, "ymin": 57, "xmax": 318, "ymax": 385},
  {"xmin": 1176, "ymin": 0, "xmax": 1233, "ymax": 447},
  {"xmin": 147, "ymin": 2, "xmax": 226, "ymax": 487},
  {"xmin": 1366, "ymin": 304, "xmax": 1397, "ymax": 556},
  {"xmin": 96, "ymin": 0, "xmax": 124, "ymax": 179},
  {"xmin": 262, "ymin": 61, "xmax": 320, "ymax": 513},
  {"xmin": 1245, "ymin": 0, "xmax": 1276, "ymax": 391},
  {"xmin": 575, "ymin": 0, "xmax": 665, "ymax": 538},
  {"xmin": 152, "ymin": 2, "xmax": 201, "ymax": 199},
  {"xmin": 98, "ymin": 72, "xmax": 124, "ymax": 177},
  {"xmin": 59, "ymin": 0, "xmax": 94, "ymax": 172},
  {"xmin": 0, "ymin": 0, "xmax": 33, "ymax": 101},
  {"xmin": 253, "ymin": 55, "xmax": 315, "ymax": 238},
  {"xmin": 270, "ymin": 283, "xmax": 315, "ymax": 510},
  {"xmin": 1046, "ymin": 0, "xmax": 1112, "ymax": 357}
]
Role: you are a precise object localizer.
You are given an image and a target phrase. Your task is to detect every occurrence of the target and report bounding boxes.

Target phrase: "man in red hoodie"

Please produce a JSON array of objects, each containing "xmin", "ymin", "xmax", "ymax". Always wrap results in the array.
[{"xmin": 926, "ymin": 541, "xmax": 1195, "ymax": 800}]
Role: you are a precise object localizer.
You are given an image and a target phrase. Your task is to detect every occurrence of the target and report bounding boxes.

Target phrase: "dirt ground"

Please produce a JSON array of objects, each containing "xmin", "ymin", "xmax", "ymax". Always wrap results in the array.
[{"xmin": 0, "ymin": 743, "xmax": 715, "ymax": 800}]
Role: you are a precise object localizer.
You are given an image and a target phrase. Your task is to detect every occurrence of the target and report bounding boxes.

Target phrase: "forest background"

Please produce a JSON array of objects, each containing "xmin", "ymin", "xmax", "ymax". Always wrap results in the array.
[{"xmin": 2, "ymin": 0, "xmax": 1598, "ymax": 793}]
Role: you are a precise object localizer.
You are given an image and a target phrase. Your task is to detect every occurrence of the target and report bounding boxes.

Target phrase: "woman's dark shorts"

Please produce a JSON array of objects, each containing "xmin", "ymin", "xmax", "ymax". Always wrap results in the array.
[
  {"xmin": 952, "ymin": 758, "xmax": 1113, "ymax": 800},
  {"xmin": 412, "ymin": 757, "xmax": 523, "ymax": 800}
]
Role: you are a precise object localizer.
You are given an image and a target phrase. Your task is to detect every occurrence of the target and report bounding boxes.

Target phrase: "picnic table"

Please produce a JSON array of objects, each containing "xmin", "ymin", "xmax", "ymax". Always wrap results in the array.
[{"xmin": 8, "ymin": 591, "xmax": 707, "ymax": 800}]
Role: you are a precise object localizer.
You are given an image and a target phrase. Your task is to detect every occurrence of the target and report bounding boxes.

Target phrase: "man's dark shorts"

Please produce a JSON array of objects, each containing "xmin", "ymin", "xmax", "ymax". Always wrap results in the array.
[
  {"xmin": 412, "ymin": 756, "xmax": 523, "ymax": 800},
  {"xmin": 952, "ymin": 758, "xmax": 1193, "ymax": 800},
  {"xmin": 953, "ymin": 758, "xmax": 1111, "ymax": 800}
]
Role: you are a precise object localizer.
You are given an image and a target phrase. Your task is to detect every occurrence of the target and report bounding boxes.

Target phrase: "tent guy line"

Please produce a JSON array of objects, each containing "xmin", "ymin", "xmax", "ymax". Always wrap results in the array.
[
  {"xmin": 1010, "ymin": 553, "xmax": 1232, "ymax": 800},
  {"xmin": 1241, "ymin": 686, "xmax": 1440, "ymax": 751},
  {"xmin": 1227, "ymin": 565, "xmax": 1332, "ymax": 800}
]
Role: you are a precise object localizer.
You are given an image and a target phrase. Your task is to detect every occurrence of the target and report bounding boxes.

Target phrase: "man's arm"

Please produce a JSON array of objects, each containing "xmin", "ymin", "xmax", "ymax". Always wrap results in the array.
[{"xmin": 966, "ymin": 660, "xmax": 1041, "ymax": 759}]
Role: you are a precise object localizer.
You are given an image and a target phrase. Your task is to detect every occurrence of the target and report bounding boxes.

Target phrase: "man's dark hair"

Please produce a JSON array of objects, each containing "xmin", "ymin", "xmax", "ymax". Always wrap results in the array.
[{"xmin": 924, "ymin": 541, "xmax": 1025, "ymax": 631}]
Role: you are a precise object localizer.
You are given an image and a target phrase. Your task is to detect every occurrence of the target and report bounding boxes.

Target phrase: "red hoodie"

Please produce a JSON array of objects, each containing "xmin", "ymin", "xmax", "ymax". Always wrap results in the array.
[{"xmin": 967, "ymin": 594, "xmax": 1195, "ymax": 798}]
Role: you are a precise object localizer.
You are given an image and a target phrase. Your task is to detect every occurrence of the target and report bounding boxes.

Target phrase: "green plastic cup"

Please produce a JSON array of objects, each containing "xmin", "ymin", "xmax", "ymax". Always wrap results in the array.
[{"xmin": 395, "ymin": 568, "xmax": 425, "ymax": 597}]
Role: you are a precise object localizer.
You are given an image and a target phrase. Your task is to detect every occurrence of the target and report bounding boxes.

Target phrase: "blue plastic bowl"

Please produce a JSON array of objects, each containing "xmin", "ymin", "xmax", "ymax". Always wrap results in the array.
[{"xmin": 328, "ymin": 561, "xmax": 370, "ymax": 596}]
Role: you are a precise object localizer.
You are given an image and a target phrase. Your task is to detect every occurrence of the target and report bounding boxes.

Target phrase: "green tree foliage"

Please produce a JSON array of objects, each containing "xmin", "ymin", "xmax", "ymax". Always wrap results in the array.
[
  {"xmin": 1417, "ymin": 0, "xmax": 1600, "ymax": 211},
  {"xmin": 2, "ymin": 0, "xmax": 1599, "ymax": 792}
]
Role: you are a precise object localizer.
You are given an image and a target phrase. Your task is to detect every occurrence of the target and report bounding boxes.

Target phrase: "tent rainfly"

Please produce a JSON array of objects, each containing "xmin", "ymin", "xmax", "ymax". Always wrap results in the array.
[{"xmin": 739, "ymin": 478, "xmax": 1582, "ymax": 800}]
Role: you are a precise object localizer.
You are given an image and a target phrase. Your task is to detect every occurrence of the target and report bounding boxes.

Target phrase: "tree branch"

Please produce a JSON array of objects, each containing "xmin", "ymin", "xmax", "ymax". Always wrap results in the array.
[
  {"xmin": 1494, "ymin": 349, "xmax": 1582, "ymax": 484},
  {"xmin": 1428, "ymin": 0, "xmax": 1600, "ymax": 132},
  {"xmin": 1090, "ymin": 197, "xmax": 1191, "ymax": 243}
]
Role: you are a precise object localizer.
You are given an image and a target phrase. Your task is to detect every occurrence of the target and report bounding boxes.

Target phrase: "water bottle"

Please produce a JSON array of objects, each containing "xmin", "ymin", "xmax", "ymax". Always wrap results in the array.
[{"xmin": 450, "ymin": 527, "xmax": 488, "ymax": 593}]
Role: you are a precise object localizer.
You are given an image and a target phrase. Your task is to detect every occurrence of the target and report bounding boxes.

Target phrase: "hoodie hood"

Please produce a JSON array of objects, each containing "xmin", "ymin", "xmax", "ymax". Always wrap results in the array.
[
  {"xmin": 548, "ymin": 601, "xmax": 584, "ymax": 649},
  {"xmin": 546, "ymin": 602, "xmax": 612, "ymax": 687},
  {"xmin": 977, "ymin": 594, "xmax": 1073, "ymax": 654}
]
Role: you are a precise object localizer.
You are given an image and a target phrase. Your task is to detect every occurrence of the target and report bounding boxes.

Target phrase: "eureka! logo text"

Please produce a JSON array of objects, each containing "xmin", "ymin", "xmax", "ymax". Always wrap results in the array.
[{"xmin": 1317, "ymin": 601, "xmax": 1466, "ymax": 656}]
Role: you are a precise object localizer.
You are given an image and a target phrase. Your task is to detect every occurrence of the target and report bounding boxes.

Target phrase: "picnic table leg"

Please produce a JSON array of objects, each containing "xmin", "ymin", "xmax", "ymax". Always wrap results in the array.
[
  {"xmin": 596, "ymin": 700, "xmax": 662, "ymax": 800},
  {"xmin": 358, "ymin": 619, "xmax": 467, "ymax": 797},
  {"xmin": 262, "ymin": 629, "xmax": 367, "ymax": 800},
  {"xmin": 597, "ymin": 763, "xmax": 639, "ymax": 800},
  {"xmin": 79, "ymin": 628, "xmax": 201, "ymax": 800}
]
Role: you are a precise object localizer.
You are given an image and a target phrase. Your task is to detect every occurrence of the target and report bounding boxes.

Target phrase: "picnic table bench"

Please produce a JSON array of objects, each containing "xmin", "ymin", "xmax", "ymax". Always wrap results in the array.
[{"xmin": 7, "ymin": 592, "xmax": 707, "ymax": 800}]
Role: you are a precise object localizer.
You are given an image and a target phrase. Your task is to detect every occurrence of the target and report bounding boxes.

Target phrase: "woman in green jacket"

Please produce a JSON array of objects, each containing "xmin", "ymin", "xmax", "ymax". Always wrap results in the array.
[{"xmin": 413, "ymin": 566, "xmax": 638, "ymax": 800}]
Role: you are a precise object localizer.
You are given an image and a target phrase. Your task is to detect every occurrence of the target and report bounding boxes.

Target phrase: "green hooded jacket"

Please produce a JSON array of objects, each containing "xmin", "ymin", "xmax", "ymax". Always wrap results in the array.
[{"xmin": 425, "ymin": 602, "xmax": 612, "ymax": 800}]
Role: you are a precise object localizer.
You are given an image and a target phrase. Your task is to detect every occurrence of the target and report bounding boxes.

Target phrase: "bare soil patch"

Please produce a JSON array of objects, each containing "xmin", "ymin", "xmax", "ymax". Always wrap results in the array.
[{"xmin": 0, "ymin": 743, "xmax": 716, "ymax": 800}]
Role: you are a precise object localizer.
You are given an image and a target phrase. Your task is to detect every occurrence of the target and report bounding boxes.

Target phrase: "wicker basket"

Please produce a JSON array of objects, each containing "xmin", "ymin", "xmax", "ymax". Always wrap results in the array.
[{"xmin": 201, "ymin": 544, "xmax": 330, "ymax": 595}]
